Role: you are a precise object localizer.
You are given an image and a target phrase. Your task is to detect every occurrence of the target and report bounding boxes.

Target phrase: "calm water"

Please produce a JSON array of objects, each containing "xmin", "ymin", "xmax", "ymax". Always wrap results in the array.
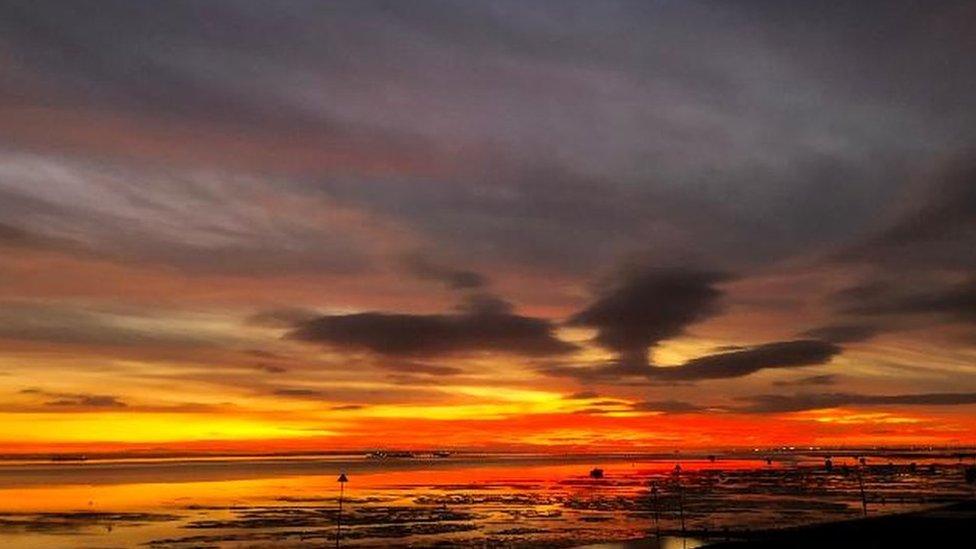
[{"xmin": 0, "ymin": 452, "xmax": 971, "ymax": 548}]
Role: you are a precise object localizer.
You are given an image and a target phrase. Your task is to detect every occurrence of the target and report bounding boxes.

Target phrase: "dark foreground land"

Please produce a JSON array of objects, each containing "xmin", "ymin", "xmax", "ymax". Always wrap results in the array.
[{"xmin": 704, "ymin": 500, "xmax": 976, "ymax": 549}]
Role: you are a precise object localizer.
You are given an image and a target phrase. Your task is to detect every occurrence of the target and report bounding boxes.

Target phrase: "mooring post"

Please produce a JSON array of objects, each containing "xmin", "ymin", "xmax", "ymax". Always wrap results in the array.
[
  {"xmin": 336, "ymin": 472, "xmax": 348, "ymax": 548},
  {"xmin": 674, "ymin": 463, "xmax": 685, "ymax": 534},
  {"xmin": 650, "ymin": 481, "xmax": 660, "ymax": 536},
  {"xmin": 857, "ymin": 465, "xmax": 867, "ymax": 517}
]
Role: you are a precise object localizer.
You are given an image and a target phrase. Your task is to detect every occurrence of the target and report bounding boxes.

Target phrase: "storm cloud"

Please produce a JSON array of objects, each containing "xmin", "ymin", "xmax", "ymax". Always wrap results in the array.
[
  {"xmin": 569, "ymin": 269, "xmax": 727, "ymax": 368},
  {"xmin": 289, "ymin": 307, "xmax": 576, "ymax": 357}
]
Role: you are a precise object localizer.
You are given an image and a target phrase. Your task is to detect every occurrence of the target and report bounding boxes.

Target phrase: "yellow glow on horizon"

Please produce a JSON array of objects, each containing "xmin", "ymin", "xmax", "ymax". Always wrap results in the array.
[
  {"xmin": 517, "ymin": 427, "xmax": 668, "ymax": 446},
  {"xmin": 0, "ymin": 412, "xmax": 333, "ymax": 444},
  {"xmin": 353, "ymin": 400, "xmax": 567, "ymax": 420},
  {"xmin": 653, "ymin": 337, "xmax": 738, "ymax": 366},
  {"xmin": 789, "ymin": 408, "xmax": 923, "ymax": 425},
  {"xmin": 448, "ymin": 385, "xmax": 563, "ymax": 403}
]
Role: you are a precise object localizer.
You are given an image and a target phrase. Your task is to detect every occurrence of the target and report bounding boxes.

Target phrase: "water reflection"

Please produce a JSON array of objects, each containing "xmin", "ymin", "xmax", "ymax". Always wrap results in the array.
[{"xmin": 576, "ymin": 536, "xmax": 705, "ymax": 548}]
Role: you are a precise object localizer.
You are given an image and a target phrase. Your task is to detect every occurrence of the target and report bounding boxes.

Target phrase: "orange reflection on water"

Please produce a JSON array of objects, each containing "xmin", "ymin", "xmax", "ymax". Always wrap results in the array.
[{"xmin": 0, "ymin": 458, "xmax": 763, "ymax": 513}]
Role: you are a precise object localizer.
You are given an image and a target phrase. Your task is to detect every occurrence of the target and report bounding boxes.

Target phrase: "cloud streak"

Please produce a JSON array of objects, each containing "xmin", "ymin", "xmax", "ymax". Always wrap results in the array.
[
  {"xmin": 738, "ymin": 392, "xmax": 976, "ymax": 414},
  {"xmin": 289, "ymin": 306, "xmax": 576, "ymax": 358},
  {"xmin": 542, "ymin": 339, "xmax": 841, "ymax": 383},
  {"xmin": 21, "ymin": 388, "xmax": 127, "ymax": 409}
]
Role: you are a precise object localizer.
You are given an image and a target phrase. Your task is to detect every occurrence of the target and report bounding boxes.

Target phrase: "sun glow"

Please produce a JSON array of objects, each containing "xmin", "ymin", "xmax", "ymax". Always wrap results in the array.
[{"xmin": 0, "ymin": 413, "xmax": 332, "ymax": 445}]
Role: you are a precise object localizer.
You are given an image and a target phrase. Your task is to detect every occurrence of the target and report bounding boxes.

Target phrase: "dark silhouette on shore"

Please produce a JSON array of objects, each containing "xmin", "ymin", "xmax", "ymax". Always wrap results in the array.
[
  {"xmin": 705, "ymin": 500, "xmax": 976, "ymax": 549},
  {"xmin": 673, "ymin": 463, "xmax": 685, "ymax": 534},
  {"xmin": 335, "ymin": 472, "xmax": 347, "ymax": 549}
]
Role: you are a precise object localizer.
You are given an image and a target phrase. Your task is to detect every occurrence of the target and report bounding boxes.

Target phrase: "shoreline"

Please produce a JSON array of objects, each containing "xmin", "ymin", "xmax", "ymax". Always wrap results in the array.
[{"xmin": 701, "ymin": 499, "xmax": 976, "ymax": 548}]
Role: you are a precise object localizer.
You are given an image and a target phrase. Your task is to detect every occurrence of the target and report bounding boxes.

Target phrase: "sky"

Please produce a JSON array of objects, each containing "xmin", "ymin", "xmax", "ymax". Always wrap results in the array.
[{"xmin": 0, "ymin": 0, "xmax": 975, "ymax": 453}]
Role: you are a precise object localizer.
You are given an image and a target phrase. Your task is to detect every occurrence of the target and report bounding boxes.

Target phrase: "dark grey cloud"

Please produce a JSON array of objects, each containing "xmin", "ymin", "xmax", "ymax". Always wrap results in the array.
[
  {"xmin": 568, "ymin": 269, "xmax": 727, "ymax": 368},
  {"xmin": 542, "ymin": 339, "xmax": 840, "ymax": 383},
  {"xmin": 0, "ymin": 222, "xmax": 78, "ymax": 252},
  {"xmin": 0, "ymin": 302, "xmax": 223, "ymax": 349},
  {"xmin": 772, "ymin": 374, "xmax": 839, "ymax": 387},
  {"xmin": 289, "ymin": 306, "xmax": 576, "ymax": 357},
  {"xmin": 20, "ymin": 388, "xmax": 127, "ymax": 409},
  {"xmin": 849, "ymin": 277, "xmax": 976, "ymax": 322},
  {"xmin": 245, "ymin": 349, "xmax": 284, "ymax": 359},
  {"xmin": 254, "ymin": 363, "xmax": 287, "ymax": 374},
  {"xmin": 738, "ymin": 391, "xmax": 976, "ymax": 414},
  {"xmin": 45, "ymin": 394, "xmax": 127, "ymax": 408},
  {"xmin": 822, "ymin": 276, "xmax": 976, "ymax": 341},
  {"xmin": 272, "ymin": 388, "xmax": 323, "ymax": 398},
  {"xmin": 712, "ymin": 344, "xmax": 747, "ymax": 353},
  {"xmin": 0, "ymin": 223, "xmax": 31, "ymax": 246},
  {"xmin": 269, "ymin": 385, "xmax": 443, "ymax": 404},
  {"xmin": 571, "ymin": 407, "xmax": 611, "ymax": 415},
  {"xmin": 243, "ymin": 349, "xmax": 290, "ymax": 373},
  {"xmin": 649, "ymin": 340, "xmax": 841, "ymax": 381},
  {"xmin": 812, "ymin": 208, "xmax": 976, "ymax": 344},
  {"xmin": 817, "ymin": 153, "xmax": 976, "ymax": 344},
  {"xmin": 868, "ymin": 155, "xmax": 976, "ymax": 251},
  {"xmin": 330, "ymin": 404, "xmax": 365, "ymax": 411},
  {"xmin": 402, "ymin": 254, "xmax": 487, "ymax": 290},
  {"xmin": 384, "ymin": 373, "xmax": 457, "ymax": 387},
  {"xmin": 0, "ymin": 156, "xmax": 379, "ymax": 278},
  {"xmin": 589, "ymin": 399, "xmax": 623, "ymax": 407},
  {"xmin": 373, "ymin": 360, "xmax": 463, "ymax": 377},
  {"xmin": 629, "ymin": 400, "xmax": 706, "ymax": 414},
  {"xmin": 2, "ymin": 0, "xmax": 971, "ymax": 283},
  {"xmin": 540, "ymin": 360, "xmax": 657, "ymax": 385},
  {"xmin": 453, "ymin": 293, "xmax": 515, "ymax": 316},
  {"xmin": 246, "ymin": 308, "xmax": 320, "ymax": 329},
  {"xmin": 573, "ymin": 399, "xmax": 707, "ymax": 415},
  {"xmin": 565, "ymin": 391, "xmax": 600, "ymax": 400}
]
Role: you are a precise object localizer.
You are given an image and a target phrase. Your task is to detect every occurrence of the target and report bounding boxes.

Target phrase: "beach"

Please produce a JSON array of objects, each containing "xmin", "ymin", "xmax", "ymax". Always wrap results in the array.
[{"xmin": 0, "ymin": 451, "xmax": 972, "ymax": 547}]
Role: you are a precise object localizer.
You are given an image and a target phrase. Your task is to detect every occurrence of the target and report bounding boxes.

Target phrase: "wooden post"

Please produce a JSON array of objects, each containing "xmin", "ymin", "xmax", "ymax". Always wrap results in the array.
[
  {"xmin": 336, "ymin": 472, "xmax": 348, "ymax": 548},
  {"xmin": 857, "ymin": 467, "xmax": 867, "ymax": 517},
  {"xmin": 650, "ymin": 481, "xmax": 660, "ymax": 536},
  {"xmin": 674, "ymin": 464, "xmax": 685, "ymax": 534}
]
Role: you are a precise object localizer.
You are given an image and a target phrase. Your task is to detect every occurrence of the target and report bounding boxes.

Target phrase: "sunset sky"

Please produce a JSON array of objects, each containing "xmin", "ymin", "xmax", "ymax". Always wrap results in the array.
[{"xmin": 1, "ymin": 1, "xmax": 975, "ymax": 453}]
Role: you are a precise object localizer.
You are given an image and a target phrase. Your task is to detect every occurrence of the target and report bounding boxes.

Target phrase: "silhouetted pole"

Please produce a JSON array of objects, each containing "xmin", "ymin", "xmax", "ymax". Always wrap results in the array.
[
  {"xmin": 856, "ymin": 464, "xmax": 867, "ymax": 517},
  {"xmin": 674, "ymin": 463, "xmax": 685, "ymax": 534},
  {"xmin": 650, "ymin": 481, "xmax": 660, "ymax": 536},
  {"xmin": 336, "ymin": 472, "xmax": 348, "ymax": 548}
]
